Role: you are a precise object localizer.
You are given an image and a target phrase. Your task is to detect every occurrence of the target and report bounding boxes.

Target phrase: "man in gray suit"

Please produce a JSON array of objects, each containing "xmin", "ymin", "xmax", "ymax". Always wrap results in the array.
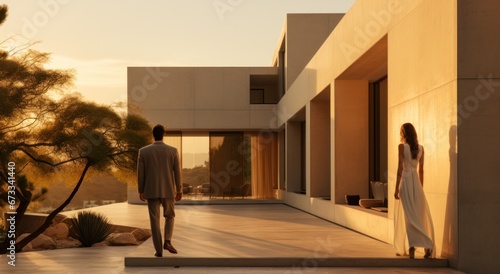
[{"xmin": 137, "ymin": 124, "xmax": 182, "ymax": 257}]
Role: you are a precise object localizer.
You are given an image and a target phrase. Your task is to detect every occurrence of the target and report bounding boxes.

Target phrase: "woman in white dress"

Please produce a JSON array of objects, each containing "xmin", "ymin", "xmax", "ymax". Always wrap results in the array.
[{"xmin": 394, "ymin": 123, "xmax": 435, "ymax": 259}]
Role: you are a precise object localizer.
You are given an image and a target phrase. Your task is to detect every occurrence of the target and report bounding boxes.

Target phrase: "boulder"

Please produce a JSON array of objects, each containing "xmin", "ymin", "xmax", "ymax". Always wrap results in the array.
[
  {"xmin": 61, "ymin": 217, "xmax": 77, "ymax": 237},
  {"xmin": 60, "ymin": 217, "xmax": 75, "ymax": 228},
  {"xmin": 108, "ymin": 233, "xmax": 138, "ymax": 246},
  {"xmin": 31, "ymin": 234, "xmax": 57, "ymax": 250},
  {"xmin": 55, "ymin": 237, "xmax": 82, "ymax": 249},
  {"xmin": 17, "ymin": 234, "xmax": 33, "ymax": 252},
  {"xmin": 131, "ymin": 228, "xmax": 151, "ymax": 241},
  {"xmin": 44, "ymin": 223, "xmax": 69, "ymax": 240},
  {"xmin": 21, "ymin": 243, "xmax": 33, "ymax": 252},
  {"xmin": 91, "ymin": 241, "xmax": 109, "ymax": 247},
  {"xmin": 112, "ymin": 224, "xmax": 135, "ymax": 233},
  {"xmin": 17, "ymin": 233, "xmax": 30, "ymax": 242},
  {"xmin": 52, "ymin": 213, "xmax": 68, "ymax": 225}
]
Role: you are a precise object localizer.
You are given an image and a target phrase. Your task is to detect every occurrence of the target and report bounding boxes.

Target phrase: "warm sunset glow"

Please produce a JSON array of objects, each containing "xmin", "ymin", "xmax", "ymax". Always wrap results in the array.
[{"xmin": 0, "ymin": 0, "xmax": 355, "ymax": 105}]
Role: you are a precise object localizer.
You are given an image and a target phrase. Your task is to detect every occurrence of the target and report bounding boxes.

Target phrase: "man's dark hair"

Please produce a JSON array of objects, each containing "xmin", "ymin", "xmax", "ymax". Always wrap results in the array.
[{"xmin": 152, "ymin": 124, "xmax": 165, "ymax": 141}]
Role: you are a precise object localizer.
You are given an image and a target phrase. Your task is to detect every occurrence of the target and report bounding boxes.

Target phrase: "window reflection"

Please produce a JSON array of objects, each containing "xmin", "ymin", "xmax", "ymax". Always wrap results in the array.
[
  {"xmin": 181, "ymin": 135, "xmax": 209, "ymax": 198},
  {"xmin": 164, "ymin": 132, "xmax": 278, "ymax": 200}
]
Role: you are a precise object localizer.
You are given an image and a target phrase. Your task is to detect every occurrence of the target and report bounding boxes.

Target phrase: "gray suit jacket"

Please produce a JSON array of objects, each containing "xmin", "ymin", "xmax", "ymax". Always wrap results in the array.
[{"xmin": 137, "ymin": 141, "xmax": 181, "ymax": 199}]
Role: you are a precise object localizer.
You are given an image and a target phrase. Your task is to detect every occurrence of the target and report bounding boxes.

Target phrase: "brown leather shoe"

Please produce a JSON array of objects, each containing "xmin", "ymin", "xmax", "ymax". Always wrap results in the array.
[
  {"xmin": 163, "ymin": 240, "xmax": 178, "ymax": 254},
  {"xmin": 154, "ymin": 252, "xmax": 162, "ymax": 257}
]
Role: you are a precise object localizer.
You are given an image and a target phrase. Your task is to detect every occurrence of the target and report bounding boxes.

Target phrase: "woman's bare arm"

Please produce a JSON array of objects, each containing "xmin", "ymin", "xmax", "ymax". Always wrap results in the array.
[
  {"xmin": 394, "ymin": 144, "xmax": 404, "ymax": 199},
  {"xmin": 419, "ymin": 146, "xmax": 424, "ymax": 186}
]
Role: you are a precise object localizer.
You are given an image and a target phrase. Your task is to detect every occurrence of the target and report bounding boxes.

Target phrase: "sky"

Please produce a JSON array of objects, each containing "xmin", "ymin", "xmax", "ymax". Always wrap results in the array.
[{"xmin": 1, "ymin": 0, "xmax": 355, "ymax": 105}]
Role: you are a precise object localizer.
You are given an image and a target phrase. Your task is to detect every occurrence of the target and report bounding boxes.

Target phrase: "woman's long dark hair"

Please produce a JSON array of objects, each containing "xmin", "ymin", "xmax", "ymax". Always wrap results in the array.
[{"xmin": 400, "ymin": 123, "xmax": 419, "ymax": 159}]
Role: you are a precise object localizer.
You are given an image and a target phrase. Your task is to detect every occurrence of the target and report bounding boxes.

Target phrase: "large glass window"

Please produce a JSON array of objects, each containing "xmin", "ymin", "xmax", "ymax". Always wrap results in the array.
[
  {"xmin": 167, "ymin": 131, "xmax": 277, "ymax": 200},
  {"xmin": 369, "ymin": 77, "xmax": 388, "ymax": 199},
  {"xmin": 181, "ymin": 135, "xmax": 209, "ymax": 197},
  {"xmin": 249, "ymin": 75, "xmax": 279, "ymax": 104},
  {"xmin": 209, "ymin": 132, "xmax": 245, "ymax": 198}
]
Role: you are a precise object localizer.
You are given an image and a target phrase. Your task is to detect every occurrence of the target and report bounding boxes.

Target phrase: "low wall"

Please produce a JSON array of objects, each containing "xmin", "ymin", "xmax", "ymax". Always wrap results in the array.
[{"xmin": 281, "ymin": 190, "xmax": 392, "ymax": 244}]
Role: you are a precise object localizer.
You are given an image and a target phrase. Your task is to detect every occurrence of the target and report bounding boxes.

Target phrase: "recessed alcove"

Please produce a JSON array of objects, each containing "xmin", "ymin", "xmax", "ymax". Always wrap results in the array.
[{"xmin": 334, "ymin": 36, "xmax": 388, "ymax": 206}]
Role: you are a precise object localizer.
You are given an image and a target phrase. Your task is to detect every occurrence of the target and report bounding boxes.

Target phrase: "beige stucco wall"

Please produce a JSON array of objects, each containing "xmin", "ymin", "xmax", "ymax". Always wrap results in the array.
[
  {"xmin": 280, "ymin": 0, "xmax": 462, "ymax": 268},
  {"xmin": 456, "ymin": 1, "xmax": 500, "ymax": 273},
  {"xmin": 387, "ymin": 0, "xmax": 458, "ymax": 265},
  {"xmin": 284, "ymin": 14, "xmax": 344, "ymax": 90},
  {"xmin": 128, "ymin": 67, "xmax": 279, "ymax": 130}
]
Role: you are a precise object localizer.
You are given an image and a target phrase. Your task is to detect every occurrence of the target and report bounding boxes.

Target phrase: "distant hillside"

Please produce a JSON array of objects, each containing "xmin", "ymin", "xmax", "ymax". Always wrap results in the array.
[
  {"xmin": 182, "ymin": 165, "xmax": 209, "ymax": 188},
  {"xmin": 32, "ymin": 174, "xmax": 127, "ymax": 213},
  {"xmin": 182, "ymin": 153, "xmax": 209, "ymax": 169}
]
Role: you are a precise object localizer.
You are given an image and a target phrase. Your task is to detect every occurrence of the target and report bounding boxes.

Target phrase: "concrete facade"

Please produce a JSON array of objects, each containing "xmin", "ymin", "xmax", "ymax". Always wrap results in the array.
[
  {"xmin": 128, "ymin": 1, "xmax": 500, "ymax": 273},
  {"xmin": 127, "ymin": 67, "xmax": 279, "ymax": 130}
]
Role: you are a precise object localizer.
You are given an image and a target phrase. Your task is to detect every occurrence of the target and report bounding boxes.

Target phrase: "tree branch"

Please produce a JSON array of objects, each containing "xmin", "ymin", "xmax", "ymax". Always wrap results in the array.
[
  {"xmin": 14, "ymin": 161, "xmax": 92, "ymax": 252},
  {"xmin": 17, "ymin": 147, "xmax": 85, "ymax": 167}
]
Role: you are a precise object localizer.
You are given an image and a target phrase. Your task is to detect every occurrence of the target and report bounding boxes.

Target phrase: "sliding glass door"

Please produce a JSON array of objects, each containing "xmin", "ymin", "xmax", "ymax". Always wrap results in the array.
[
  {"xmin": 209, "ymin": 132, "xmax": 246, "ymax": 198},
  {"xmin": 166, "ymin": 131, "xmax": 278, "ymax": 200}
]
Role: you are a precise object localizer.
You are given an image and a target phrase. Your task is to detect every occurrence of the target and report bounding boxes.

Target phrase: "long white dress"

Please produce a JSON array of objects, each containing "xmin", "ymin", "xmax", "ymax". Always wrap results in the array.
[{"xmin": 394, "ymin": 143, "xmax": 436, "ymax": 258}]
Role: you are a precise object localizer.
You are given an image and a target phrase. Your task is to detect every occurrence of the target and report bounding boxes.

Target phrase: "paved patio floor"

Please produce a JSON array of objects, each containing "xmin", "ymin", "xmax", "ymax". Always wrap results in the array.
[{"xmin": 1, "ymin": 202, "xmax": 464, "ymax": 273}]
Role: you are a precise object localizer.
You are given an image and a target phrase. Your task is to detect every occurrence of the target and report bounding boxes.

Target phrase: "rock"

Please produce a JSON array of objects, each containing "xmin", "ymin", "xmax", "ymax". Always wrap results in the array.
[
  {"xmin": 91, "ymin": 241, "xmax": 109, "ymax": 247},
  {"xmin": 61, "ymin": 217, "xmax": 77, "ymax": 237},
  {"xmin": 131, "ymin": 228, "xmax": 151, "ymax": 241},
  {"xmin": 21, "ymin": 242, "xmax": 33, "ymax": 252},
  {"xmin": 108, "ymin": 233, "xmax": 138, "ymax": 246},
  {"xmin": 31, "ymin": 234, "xmax": 57, "ymax": 250},
  {"xmin": 52, "ymin": 214, "xmax": 68, "ymax": 225},
  {"xmin": 44, "ymin": 223, "xmax": 69, "ymax": 240},
  {"xmin": 17, "ymin": 234, "xmax": 33, "ymax": 252},
  {"xmin": 55, "ymin": 237, "xmax": 82, "ymax": 249},
  {"xmin": 112, "ymin": 224, "xmax": 134, "ymax": 233},
  {"xmin": 60, "ymin": 217, "xmax": 75, "ymax": 227},
  {"xmin": 17, "ymin": 233, "xmax": 30, "ymax": 242}
]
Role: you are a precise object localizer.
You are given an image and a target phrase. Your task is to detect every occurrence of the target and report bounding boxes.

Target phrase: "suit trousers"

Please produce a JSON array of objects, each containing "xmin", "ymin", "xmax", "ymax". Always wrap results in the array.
[{"xmin": 147, "ymin": 198, "xmax": 175, "ymax": 254}]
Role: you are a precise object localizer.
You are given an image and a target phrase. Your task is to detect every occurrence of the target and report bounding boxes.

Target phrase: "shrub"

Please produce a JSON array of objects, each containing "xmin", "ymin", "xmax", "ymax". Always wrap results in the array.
[{"xmin": 69, "ymin": 211, "xmax": 113, "ymax": 247}]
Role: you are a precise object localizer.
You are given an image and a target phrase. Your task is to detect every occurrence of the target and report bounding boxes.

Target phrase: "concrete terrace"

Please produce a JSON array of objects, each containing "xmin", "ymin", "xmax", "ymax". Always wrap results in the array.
[{"xmin": 2, "ymin": 202, "xmax": 464, "ymax": 273}]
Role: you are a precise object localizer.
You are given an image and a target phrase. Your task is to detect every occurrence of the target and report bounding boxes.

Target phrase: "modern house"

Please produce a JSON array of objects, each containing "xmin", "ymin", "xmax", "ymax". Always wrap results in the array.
[{"xmin": 127, "ymin": 1, "xmax": 500, "ymax": 273}]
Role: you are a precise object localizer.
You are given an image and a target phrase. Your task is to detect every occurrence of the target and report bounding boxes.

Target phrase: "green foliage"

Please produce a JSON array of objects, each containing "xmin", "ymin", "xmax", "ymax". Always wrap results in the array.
[
  {"xmin": 0, "ymin": 5, "xmax": 7, "ymax": 26},
  {"xmin": 0, "ymin": 173, "xmax": 46, "ymax": 207},
  {"xmin": 69, "ymin": 211, "xmax": 113, "ymax": 247},
  {"xmin": 114, "ymin": 113, "xmax": 152, "ymax": 170},
  {"xmin": 182, "ymin": 165, "xmax": 209, "ymax": 187},
  {"xmin": 0, "ymin": 8, "xmax": 150, "ymax": 205},
  {"xmin": 0, "ymin": 6, "xmax": 151, "ymax": 253}
]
